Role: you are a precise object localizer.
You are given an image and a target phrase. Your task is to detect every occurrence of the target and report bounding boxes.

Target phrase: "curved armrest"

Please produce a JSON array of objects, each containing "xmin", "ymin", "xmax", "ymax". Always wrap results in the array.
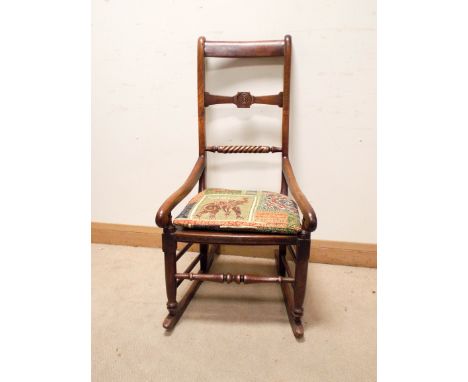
[
  {"xmin": 282, "ymin": 157, "xmax": 317, "ymax": 232},
  {"xmin": 155, "ymin": 155, "xmax": 206, "ymax": 228}
]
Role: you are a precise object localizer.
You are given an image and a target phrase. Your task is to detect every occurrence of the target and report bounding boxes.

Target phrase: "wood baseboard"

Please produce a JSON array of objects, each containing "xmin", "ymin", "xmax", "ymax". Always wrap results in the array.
[{"xmin": 91, "ymin": 222, "xmax": 377, "ymax": 268}]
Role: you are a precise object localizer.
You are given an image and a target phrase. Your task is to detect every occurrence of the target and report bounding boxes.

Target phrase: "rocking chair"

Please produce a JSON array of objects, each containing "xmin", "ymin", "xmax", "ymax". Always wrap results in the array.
[{"xmin": 155, "ymin": 35, "xmax": 317, "ymax": 338}]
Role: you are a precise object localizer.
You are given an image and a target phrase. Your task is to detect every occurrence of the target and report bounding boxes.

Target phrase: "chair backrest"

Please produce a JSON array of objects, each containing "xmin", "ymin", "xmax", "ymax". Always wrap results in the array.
[{"xmin": 197, "ymin": 35, "xmax": 292, "ymax": 195}]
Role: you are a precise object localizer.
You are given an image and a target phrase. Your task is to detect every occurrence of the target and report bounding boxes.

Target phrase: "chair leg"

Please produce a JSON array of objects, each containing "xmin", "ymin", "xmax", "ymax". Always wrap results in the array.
[
  {"xmin": 278, "ymin": 245, "xmax": 286, "ymax": 276},
  {"xmin": 162, "ymin": 242, "xmax": 218, "ymax": 330},
  {"xmin": 199, "ymin": 243, "xmax": 208, "ymax": 272},
  {"xmin": 207, "ymin": 244, "xmax": 219, "ymax": 270},
  {"xmin": 293, "ymin": 235, "xmax": 311, "ymax": 331},
  {"xmin": 162, "ymin": 228, "xmax": 177, "ymax": 326}
]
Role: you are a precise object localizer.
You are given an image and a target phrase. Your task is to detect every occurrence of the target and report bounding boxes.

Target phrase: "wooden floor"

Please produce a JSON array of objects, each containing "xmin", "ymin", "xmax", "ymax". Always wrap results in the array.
[{"xmin": 92, "ymin": 244, "xmax": 377, "ymax": 382}]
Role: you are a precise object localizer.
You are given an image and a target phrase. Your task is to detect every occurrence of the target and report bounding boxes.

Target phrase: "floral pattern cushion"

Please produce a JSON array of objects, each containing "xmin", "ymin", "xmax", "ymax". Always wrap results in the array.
[{"xmin": 173, "ymin": 188, "xmax": 301, "ymax": 234}]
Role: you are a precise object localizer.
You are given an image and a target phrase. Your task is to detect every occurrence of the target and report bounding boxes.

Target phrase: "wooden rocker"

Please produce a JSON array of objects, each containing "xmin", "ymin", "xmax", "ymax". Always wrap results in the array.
[{"xmin": 156, "ymin": 35, "xmax": 317, "ymax": 338}]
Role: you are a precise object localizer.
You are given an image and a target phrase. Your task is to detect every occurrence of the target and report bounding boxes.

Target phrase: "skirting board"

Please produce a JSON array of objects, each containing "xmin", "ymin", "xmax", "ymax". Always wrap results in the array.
[{"xmin": 91, "ymin": 222, "xmax": 377, "ymax": 268}]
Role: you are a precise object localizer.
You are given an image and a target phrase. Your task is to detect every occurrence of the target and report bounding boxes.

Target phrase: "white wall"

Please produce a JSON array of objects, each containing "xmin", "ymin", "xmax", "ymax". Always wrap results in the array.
[{"xmin": 92, "ymin": 0, "xmax": 376, "ymax": 243}]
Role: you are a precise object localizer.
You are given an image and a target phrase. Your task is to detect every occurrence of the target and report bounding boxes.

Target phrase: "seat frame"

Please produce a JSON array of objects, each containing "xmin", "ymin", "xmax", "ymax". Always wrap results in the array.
[{"xmin": 156, "ymin": 35, "xmax": 317, "ymax": 338}]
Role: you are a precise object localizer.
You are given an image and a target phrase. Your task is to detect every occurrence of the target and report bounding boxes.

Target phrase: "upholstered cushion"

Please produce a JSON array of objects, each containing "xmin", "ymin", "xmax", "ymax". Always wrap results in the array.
[{"xmin": 173, "ymin": 188, "xmax": 301, "ymax": 234}]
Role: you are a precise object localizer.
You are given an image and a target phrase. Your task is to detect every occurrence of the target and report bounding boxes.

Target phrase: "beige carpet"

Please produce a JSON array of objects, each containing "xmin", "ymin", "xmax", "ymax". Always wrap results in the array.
[{"xmin": 92, "ymin": 244, "xmax": 376, "ymax": 382}]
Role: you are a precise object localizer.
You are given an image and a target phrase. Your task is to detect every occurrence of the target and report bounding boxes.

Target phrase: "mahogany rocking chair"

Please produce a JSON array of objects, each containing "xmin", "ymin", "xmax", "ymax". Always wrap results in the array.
[{"xmin": 155, "ymin": 35, "xmax": 317, "ymax": 338}]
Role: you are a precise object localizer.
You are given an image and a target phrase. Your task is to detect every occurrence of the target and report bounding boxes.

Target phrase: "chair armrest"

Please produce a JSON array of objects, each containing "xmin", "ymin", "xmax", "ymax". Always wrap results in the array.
[
  {"xmin": 282, "ymin": 157, "xmax": 317, "ymax": 232},
  {"xmin": 155, "ymin": 155, "xmax": 206, "ymax": 228}
]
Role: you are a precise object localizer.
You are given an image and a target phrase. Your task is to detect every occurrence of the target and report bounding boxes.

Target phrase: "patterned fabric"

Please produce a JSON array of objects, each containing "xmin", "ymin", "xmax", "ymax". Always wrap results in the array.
[{"xmin": 173, "ymin": 188, "xmax": 301, "ymax": 234}]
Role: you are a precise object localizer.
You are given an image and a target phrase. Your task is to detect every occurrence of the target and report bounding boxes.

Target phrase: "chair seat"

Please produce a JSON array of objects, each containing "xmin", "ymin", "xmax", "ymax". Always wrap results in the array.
[{"xmin": 173, "ymin": 188, "xmax": 302, "ymax": 234}]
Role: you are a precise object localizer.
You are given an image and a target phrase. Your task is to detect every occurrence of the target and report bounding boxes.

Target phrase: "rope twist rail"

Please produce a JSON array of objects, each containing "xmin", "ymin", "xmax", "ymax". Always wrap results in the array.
[{"xmin": 206, "ymin": 145, "xmax": 282, "ymax": 153}]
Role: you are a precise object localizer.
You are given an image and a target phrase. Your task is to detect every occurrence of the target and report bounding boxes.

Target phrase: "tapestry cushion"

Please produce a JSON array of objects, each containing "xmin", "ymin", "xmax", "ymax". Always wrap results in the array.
[{"xmin": 173, "ymin": 188, "xmax": 302, "ymax": 234}]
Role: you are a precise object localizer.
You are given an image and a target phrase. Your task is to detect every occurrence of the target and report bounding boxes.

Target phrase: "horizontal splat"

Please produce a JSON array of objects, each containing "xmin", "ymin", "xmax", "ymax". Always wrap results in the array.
[
  {"xmin": 204, "ymin": 40, "xmax": 285, "ymax": 57},
  {"xmin": 204, "ymin": 91, "xmax": 283, "ymax": 108},
  {"xmin": 205, "ymin": 145, "xmax": 282, "ymax": 154}
]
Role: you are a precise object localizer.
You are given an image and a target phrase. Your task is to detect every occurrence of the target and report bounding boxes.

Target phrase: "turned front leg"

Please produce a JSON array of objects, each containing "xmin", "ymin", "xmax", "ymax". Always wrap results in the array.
[
  {"xmin": 163, "ymin": 228, "xmax": 177, "ymax": 316},
  {"xmin": 293, "ymin": 235, "xmax": 311, "ymax": 323}
]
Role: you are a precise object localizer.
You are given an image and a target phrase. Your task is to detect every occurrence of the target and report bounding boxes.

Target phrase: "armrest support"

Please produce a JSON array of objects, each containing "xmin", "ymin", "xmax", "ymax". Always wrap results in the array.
[
  {"xmin": 155, "ymin": 155, "xmax": 206, "ymax": 228},
  {"xmin": 282, "ymin": 157, "xmax": 317, "ymax": 232}
]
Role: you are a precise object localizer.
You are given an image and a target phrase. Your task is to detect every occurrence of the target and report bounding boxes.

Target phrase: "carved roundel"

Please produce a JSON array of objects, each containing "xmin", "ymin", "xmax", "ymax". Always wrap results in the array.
[{"xmin": 234, "ymin": 92, "xmax": 254, "ymax": 108}]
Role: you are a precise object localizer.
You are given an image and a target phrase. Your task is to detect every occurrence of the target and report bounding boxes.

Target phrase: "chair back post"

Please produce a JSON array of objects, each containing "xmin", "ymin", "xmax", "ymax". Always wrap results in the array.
[
  {"xmin": 280, "ymin": 35, "xmax": 292, "ymax": 195},
  {"xmin": 197, "ymin": 36, "xmax": 207, "ymax": 191}
]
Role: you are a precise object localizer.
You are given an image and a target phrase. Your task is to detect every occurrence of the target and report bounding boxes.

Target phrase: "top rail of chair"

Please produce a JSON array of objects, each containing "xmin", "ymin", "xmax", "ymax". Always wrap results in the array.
[{"xmin": 203, "ymin": 39, "xmax": 287, "ymax": 58}]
